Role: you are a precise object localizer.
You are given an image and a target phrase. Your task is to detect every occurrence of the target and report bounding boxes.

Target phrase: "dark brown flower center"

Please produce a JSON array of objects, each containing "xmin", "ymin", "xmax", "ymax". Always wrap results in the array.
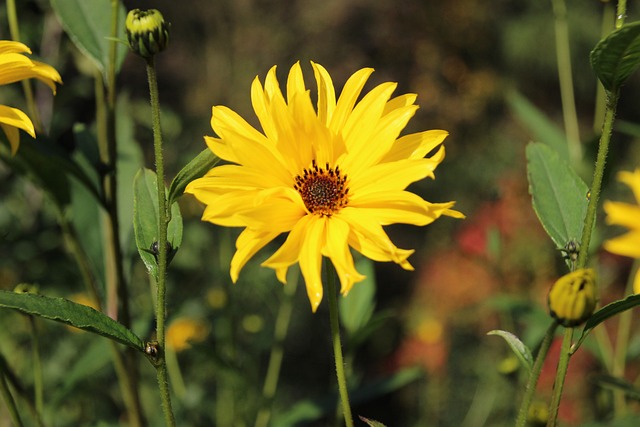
[{"xmin": 294, "ymin": 160, "xmax": 349, "ymax": 216}]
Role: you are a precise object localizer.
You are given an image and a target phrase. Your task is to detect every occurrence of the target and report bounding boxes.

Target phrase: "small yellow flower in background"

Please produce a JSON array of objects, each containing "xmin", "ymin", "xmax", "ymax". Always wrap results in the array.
[
  {"xmin": 0, "ymin": 40, "xmax": 62, "ymax": 155},
  {"xmin": 547, "ymin": 268, "xmax": 597, "ymax": 327},
  {"xmin": 166, "ymin": 317, "xmax": 208, "ymax": 352},
  {"xmin": 186, "ymin": 61, "xmax": 464, "ymax": 311},
  {"xmin": 604, "ymin": 168, "xmax": 640, "ymax": 294}
]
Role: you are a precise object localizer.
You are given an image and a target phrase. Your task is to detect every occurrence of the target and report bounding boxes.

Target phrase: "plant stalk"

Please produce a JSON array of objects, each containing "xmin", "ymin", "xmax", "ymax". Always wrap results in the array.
[
  {"xmin": 515, "ymin": 321, "xmax": 558, "ymax": 427},
  {"xmin": 546, "ymin": 327, "xmax": 573, "ymax": 427},
  {"xmin": 326, "ymin": 260, "xmax": 354, "ymax": 427},
  {"xmin": 146, "ymin": 56, "xmax": 175, "ymax": 427}
]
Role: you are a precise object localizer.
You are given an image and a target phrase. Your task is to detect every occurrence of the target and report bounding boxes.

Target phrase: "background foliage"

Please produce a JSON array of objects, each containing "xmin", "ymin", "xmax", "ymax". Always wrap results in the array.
[{"xmin": 1, "ymin": 0, "xmax": 640, "ymax": 426}]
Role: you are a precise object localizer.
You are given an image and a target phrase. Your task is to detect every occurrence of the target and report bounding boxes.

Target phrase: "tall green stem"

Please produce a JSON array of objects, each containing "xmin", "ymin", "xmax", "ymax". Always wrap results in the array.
[
  {"xmin": 576, "ymin": 90, "xmax": 618, "ymax": 270},
  {"xmin": 515, "ymin": 322, "xmax": 558, "ymax": 427},
  {"xmin": 146, "ymin": 57, "xmax": 175, "ymax": 427},
  {"xmin": 326, "ymin": 261, "xmax": 354, "ymax": 427},
  {"xmin": 546, "ymin": 328, "xmax": 573, "ymax": 427}
]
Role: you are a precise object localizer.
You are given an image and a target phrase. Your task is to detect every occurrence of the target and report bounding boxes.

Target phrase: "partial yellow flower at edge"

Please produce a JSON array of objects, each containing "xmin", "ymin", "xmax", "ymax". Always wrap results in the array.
[
  {"xmin": 166, "ymin": 318, "xmax": 209, "ymax": 352},
  {"xmin": 0, "ymin": 40, "xmax": 62, "ymax": 155},
  {"xmin": 604, "ymin": 168, "xmax": 640, "ymax": 294},
  {"xmin": 185, "ymin": 61, "xmax": 464, "ymax": 312}
]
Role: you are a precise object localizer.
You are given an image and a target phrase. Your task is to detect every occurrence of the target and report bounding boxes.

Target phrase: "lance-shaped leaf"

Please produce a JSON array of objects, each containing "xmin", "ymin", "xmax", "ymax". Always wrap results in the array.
[
  {"xmin": 0, "ymin": 290, "xmax": 144, "ymax": 351},
  {"xmin": 591, "ymin": 21, "xmax": 640, "ymax": 91},
  {"xmin": 133, "ymin": 168, "xmax": 183, "ymax": 277},
  {"xmin": 526, "ymin": 142, "xmax": 589, "ymax": 252},
  {"xmin": 572, "ymin": 294, "xmax": 640, "ymax": 354},
  {"xmin": 487, "ymin": 329, "xmax": 534, "ymax": 372},
  {"xmin": 51, "ymin": 0, "xmax": 128, "ymax": 81},
  {"xmin": 168, "ymin": 148, "xmax": 220, "ymax": 205}
]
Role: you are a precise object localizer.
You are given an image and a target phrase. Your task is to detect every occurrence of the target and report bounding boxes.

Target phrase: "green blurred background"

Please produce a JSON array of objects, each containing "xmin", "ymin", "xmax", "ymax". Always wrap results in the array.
[{"xmin": 2, "ymin": 0, "xmax": 640, "ymax": 426}]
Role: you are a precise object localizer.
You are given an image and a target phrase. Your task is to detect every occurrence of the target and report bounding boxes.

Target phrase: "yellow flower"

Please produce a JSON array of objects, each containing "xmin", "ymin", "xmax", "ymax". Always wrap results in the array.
[
  {"xmin": 166, "ymin": 318, "xmax": 209, "ymax": 352},
  {"xmin": 186, "ymin": 62, "xmax": 463, "ymax": 311},
  {"xmin": 604, "ymin": 168, "xmax": 640, "ymax": 294},
  {"xmin": 0, "ymin": 40, "xmax": 62, "ymax": 155}
]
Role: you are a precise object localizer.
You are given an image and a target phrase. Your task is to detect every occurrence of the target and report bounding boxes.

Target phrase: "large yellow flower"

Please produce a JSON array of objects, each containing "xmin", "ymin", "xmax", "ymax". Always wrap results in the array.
[
  {"xmin": 186, "ymin": 62, "xmax": 463, "ymax": 311},
  {"xmin": 604, "ymin": 168, "xmax": 640, "ymax": 294},
  {"xmin": 0, "ymin": 40, "xmax": 62, "ymax": 155}
]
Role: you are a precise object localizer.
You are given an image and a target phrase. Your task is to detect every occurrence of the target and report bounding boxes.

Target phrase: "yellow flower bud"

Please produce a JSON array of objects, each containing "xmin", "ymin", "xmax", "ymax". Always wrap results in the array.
[
  {"xmin": 125, "ymin": 9, "xmax": 169, "ymax": 59},
  {"xmin": 548, "ymin": 268, "xmax": 597, "ymax": 327}
]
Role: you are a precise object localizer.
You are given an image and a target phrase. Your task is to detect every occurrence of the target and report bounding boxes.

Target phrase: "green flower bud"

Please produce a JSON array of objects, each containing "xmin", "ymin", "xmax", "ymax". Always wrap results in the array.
[
  {"xmin": 548, "ymin": 268, "xmax": 597, "ymax": 327},
  {"xmin": 125, "ymin": 9, "xmax": 169, "ymax": 59}
]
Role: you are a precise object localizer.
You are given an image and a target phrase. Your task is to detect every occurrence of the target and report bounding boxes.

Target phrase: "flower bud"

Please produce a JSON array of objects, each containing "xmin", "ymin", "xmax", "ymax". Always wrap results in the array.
[
  {"xmin": 125, "ymin": 9, "xmax": 169, "ymax": 59},
  {"xmin": 548, "ymin": 268, "xmax": 597, "ymax": 327}
]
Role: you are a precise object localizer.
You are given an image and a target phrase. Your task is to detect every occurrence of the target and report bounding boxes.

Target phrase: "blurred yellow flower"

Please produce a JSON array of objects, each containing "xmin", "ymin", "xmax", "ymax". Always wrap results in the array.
[
  {"xmin": 166, "ymin": 318, "xmax": 208, "ymax": 352},
  {"xmin": 186, "ymin": 61, "xmax": 463, "ymax": 311},
  {"xmin": 0, "ymin": 40, "xmax": 62, "ymax": 155},
  {"xmin": 604, "ymin": 168, "xmax": 640, "ymax": 294}
]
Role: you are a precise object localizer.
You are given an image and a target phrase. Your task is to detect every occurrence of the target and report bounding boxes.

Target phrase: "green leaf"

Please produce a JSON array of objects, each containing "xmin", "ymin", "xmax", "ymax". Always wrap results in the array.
[
  {"xmin": 506, "ymin": 90, "xmax": 569, "ymax": 161},
  {"xmin": 168, "ymin": 148, "xmax": 220, "ymax": 205},
  {"xmin": 339, "ymin": 257, "xmax": 376, "ymax": 338},
  {"xmin": 591, "ymin": 21, "xmax": 640, "ymax": 91},
  {"xmin": 572, "ymin": 294, "xmax": 640, "ymax": 354},
  {"xmin": 133, "ymin": 169, "xmax": 183, "ymax": 277},
  {"xmin": 0, "ymin": 290, "xmax": 144, "ymax": 351},
  {"xmin": 526, "ymin": 142, "xmax": 589, "ymax": 252},
  {"xmin": 487, "ymin": 329, "xmax": 534, "ymax": 372},
  {"xmin": 51, "ymin": 0, "xmax": 128, "ymax": 80},
  {"xmin": 359, "ymin": 416, "xmax": 388, "ymax": 427}
]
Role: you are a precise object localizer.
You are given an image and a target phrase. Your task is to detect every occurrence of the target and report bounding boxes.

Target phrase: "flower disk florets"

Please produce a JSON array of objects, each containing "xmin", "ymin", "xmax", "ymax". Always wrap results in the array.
[
  {"xmin": 125, "ymin": 9, "xmax": 169, "ymax": 59},
  {"xmin": 294, "ymin": 160, "xmax": 349, "ymax": 217}
]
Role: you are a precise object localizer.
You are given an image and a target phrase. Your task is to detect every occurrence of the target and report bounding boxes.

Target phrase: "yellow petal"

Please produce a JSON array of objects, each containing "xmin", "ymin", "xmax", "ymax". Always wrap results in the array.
[
  {"xmin": 339, "ymin": 208, "xmax": 415, "ymax": 269},
  {"xmin": 382, "ymin": 129, "xmax": 448, "ymax": 163},
  {"xmin": 0, "ymin": 105, "xmax": 35, "ymax": 155},
  {"xmin": 231, "ymin": 228, "xmax": 280, "ymax": 282},
  {"xmin": 603, "ymin": 201, "xmax": 640, "ymax": 230},
  {"xmin": 329, "ymin": 67, "xmax": 374, "ymax": 132},
  {"xmin": 349, "ymin": 190, "xmax": 457, "ymax": 226},
  {"xmin": 342, "ymin": 82, "xmax": 397, "ymax": 155},
  {"xmin": 298, "ymin": 216, "xmax": 326, "ymax": 311},
  {"xmin": 342, "ymin": 102, "xmax": 418, "ymax": 177},
  {"xmin": 603, "ymin": 231, "xmax": 640, "ymax": 258},
  {"xmin": 617, "ymin": 169, "xmax": 640, "ymax": 204},
  {"xmin": 311, "ymin": 61, "xmax": 337, "ymax": 126},
  {"xmin": 351, "ymin": 149, "xmax": 445, "ymax": 195},
  {"xmin": 323, "ymin": 217, "xmax": 366, "ymax": 295},
  {"xmin": 0, "ymin": 40, "xmax": 31, "ymax": 54}
]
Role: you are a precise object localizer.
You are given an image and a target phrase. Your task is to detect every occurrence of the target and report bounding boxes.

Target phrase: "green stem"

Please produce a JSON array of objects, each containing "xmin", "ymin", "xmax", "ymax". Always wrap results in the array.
[
  {"xmin": 576, "ymin": 90, "xmax": 619, "ymax": 270},
  {"xmin": 5, "ymin": 0, "xmax": 41, "ymax": 132},
  {"xmin": 515, "ymin": 321, "xmax": 558, "ymax": 427},
  {"xmin": 615, "ymin": 0, "xmax": 627, "ymax": 29},
  {"xmin": 593, "ymin": 2, "xmax": 615, "ymax": 133},
  {"xmin": 254, "ymin": 270, "xmax": 299, "ymax": 427},
  {"xmin": 546, "ymin": 328, "xmax": 573, "ymax": 427},
  {"xmin": 0, "ymin": 369, "xmax": 23, "ymax": 427},
  {"xmin": 326, "ymin": 260, "xmax": 354, "ymax": 427},
  {"xmin": 146, "ymin": 57, "xmax": 175, "ymax": 427},
  {"xmin": 551, "ymin": 0, "xmax": 581, "ymax": 165}
]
